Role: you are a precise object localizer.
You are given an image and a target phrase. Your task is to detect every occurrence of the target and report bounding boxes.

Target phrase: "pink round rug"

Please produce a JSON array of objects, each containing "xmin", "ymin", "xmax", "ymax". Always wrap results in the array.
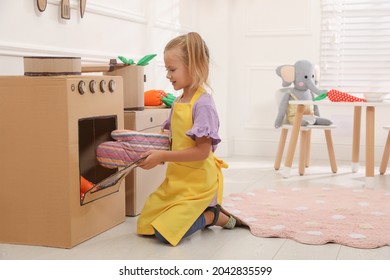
[{"xmin": 223, "ymin": 187, "xmax": 390, "ymax": 249}]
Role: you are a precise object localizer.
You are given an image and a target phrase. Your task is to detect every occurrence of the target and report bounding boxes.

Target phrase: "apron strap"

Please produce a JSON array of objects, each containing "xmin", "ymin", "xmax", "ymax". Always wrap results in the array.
[
  {"xmin": 190, "ymin": 87, "xmax": 205, "ymax": 105},
  {"xmin": 214, "ymin": 156, "xmax": 228, "ymax": 204}
]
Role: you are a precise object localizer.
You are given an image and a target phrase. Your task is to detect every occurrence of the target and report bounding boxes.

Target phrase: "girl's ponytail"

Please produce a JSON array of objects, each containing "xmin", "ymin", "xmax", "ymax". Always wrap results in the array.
[{"xmin": 186, "ymin": 32, "xmax": 210, "ymax": 90}]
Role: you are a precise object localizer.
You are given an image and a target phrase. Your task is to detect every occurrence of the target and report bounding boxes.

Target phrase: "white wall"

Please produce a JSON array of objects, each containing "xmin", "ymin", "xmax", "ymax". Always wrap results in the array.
[
  {"xmin": 196, "ymin": 0, "xmax": 232, "ymax": 157},
  {"xmin": 0, "ymin": 0, "xmax": 196, "ymax": 86},
  {"xmin": 1, "ymin": 0, "xmax": 388, "ymax": 163},
  {"xmin": 226, "ymin": 0, "xmax": 323, "ymax": 157},
  {"xmin": 200, "ymin": 0, "xmax": 388, "ymax": 163}
]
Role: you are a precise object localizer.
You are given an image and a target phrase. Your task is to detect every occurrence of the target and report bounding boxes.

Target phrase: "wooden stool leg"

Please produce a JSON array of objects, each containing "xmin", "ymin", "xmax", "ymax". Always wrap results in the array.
[
  {"xmin": 305, "ymin": 130, "xmax": 311, "ymax": 168},
  {"xmin": 274, "ymin": 128, "xmax": 288, "ymax": 170},
  {"xmin": 379, "ymin": 131, "xmax": 390, "ymax": 175},
  {"xmin": 325, "ymin": 129, "xmax": 338, "ymax": 173},
  {"xmin": 299, "ymin": 130, "xmax": 308, "ymax": 176},
  {"xmin": 352, "ymin": 106, "xmax": 361, "ymax": 172},
  {"xmin": 366, "ymin": 106, "xmax": 375, "ymax": 177},
  {"xmin": 284, "ymin": 105, "xmax": 305, "ymax": 177}
]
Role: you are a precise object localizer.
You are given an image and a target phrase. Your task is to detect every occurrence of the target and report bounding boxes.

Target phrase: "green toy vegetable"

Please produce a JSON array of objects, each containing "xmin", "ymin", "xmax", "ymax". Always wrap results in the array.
[
  {"xmin": 162, "ymin": 93, "xmax": 176, "ymax": 107},
  {"xmin": 117, "ymin": 54, "xmax": 157, "ymax": 66},
  {"xmin": 136, "ymin": 54, "xmax": 157, "ymax": 66},
  {"xmin": 117, "ymin": 56, "xmax": 134, "ymax": 65}
]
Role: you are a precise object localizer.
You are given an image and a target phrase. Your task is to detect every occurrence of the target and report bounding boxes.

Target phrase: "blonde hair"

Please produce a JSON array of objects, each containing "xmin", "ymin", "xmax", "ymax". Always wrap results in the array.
[{"xmin": 164, "ymin": 32, "xmax": 210, "ymax": 91}]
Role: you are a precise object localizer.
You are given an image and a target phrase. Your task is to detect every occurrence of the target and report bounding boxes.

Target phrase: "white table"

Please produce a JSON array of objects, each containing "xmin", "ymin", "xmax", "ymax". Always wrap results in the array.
[{"xmin": 284, "ymin": 100, "xmax": 390, "ymax": 177}]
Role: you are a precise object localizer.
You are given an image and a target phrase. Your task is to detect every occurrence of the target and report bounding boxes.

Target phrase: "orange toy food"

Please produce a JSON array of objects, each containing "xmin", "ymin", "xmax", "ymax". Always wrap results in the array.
[
  {"xmin": 144, "ymin": 90, "xmax": 167, "ymax": 106},
  {"xmin": 80, "ymin": 176, "xmax": 94, "ymax": 193},
  {"xmin": 314, "ymin": 89, "xmax": 367, "ymax": 102}
]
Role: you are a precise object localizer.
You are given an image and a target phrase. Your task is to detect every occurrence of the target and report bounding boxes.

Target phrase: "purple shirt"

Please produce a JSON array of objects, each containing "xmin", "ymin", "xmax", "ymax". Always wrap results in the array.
[{"xmin": 162, "ymin": 93, "xmax": 221, "ymax": 152}]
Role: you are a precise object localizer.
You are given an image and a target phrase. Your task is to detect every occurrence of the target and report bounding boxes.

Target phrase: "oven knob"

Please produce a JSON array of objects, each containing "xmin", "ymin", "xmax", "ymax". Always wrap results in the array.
[
  {"xmin": 78, "ymin": 81, "xmax": 86, "ymax": 95},
  {"xmin": 108, "ymin": 80, "xmax": 116, "ymax": 93},
  {"xmin": 89, "ymin": 80, "xmax": 96, "ymax": 93},
  {"xmin": 100, "ymin": 80, "xmax": 106, "ymax": 93}
]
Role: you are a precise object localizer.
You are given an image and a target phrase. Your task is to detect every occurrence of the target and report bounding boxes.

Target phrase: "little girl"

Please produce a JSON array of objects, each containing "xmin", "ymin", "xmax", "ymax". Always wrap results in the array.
[{"xmin": 136, "ymin": 32, "xmax": 246, "ymax": 246}]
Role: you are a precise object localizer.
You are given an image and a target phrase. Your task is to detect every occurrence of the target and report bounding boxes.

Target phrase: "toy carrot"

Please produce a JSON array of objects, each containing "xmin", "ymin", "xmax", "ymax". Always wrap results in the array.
[
  {"xmin": 144, "ymin": 90, "xmax": 167, "ymax": 106},
  {"xmin": 117, "ymin": 56, "xmax": 134, "ymax": 65},
  {"xmin": 80, "ymin": 176, "xmax": 94, "ymax": 193},
  {"xmin": 118, "ymin": 54, "xmax": 157, "ymax": 66},
  {"xmin": 314, "ymin": 89, "xmax": 366, "ymax": 102},
  {"xmin": 136, "ymin": 54, "xmax": 157, "ymax": 66},
  {"xmin": 162, "ymin": 93, "xmax": 176, "ymax": 107}
]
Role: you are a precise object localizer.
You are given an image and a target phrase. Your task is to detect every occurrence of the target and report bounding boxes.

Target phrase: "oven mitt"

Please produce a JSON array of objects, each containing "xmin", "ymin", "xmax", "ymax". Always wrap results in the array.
[
  {"xmin": 96, "ymin": 130, "xmax": 170, "ymax": 168},
  {"xmin": 314, "ymin": 89, "xmax": 367, "ymax": 102}
]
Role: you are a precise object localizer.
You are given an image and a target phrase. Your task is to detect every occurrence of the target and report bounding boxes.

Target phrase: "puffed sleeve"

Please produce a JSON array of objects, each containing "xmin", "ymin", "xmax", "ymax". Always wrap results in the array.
[
  {"xmin": 186, "ymin": 94, "xmax": 221, "ymax": 151},
  {"xmin": 161, "ymin": 106, "xmax": 173, "ymax": 131}
]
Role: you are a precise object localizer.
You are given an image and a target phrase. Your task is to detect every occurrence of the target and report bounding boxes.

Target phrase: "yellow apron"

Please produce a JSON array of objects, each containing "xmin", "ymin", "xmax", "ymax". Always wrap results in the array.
[{"xmin": 137, "ymin": 88, "xmax": 227, "ymax": 246}]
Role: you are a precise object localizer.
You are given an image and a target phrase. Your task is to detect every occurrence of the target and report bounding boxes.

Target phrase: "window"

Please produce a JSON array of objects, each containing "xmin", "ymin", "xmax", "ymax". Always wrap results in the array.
[{"xmin": 320, "ymin": 0, "xmax": 390, "ymax": 94}]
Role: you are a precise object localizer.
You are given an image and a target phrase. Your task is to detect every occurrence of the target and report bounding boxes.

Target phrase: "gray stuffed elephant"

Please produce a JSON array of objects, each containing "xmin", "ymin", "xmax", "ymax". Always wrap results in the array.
[{"xmin": 274, "ymin": 60, "xmax": 333, "ymax": 128}]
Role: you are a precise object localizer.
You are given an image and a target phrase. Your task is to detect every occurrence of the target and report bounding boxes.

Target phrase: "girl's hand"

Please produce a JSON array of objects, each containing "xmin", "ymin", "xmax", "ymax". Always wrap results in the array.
[
  {"xmin": 136, "ymin": 136, "xmax": 212, "ymax": 169},
  {"xmin": 136, "ymin": 150, "xmax": 165, "ymax": 170}
]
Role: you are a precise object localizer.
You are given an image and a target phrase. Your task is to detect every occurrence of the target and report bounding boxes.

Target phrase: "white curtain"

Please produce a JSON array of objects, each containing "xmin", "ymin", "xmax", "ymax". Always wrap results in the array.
[{"xmin": 320, "ymin": 0, "xmax": 390, "ymax": 94}]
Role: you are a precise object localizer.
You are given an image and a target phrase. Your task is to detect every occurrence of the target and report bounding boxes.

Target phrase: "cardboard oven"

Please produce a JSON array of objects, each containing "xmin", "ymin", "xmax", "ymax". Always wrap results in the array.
[{"xmin": 0, "ymin": 75, "xmax": 125, "ymax": 248}]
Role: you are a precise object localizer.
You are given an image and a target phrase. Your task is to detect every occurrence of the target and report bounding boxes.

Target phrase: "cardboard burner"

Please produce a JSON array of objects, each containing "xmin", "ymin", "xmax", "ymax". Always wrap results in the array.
[
  {"xmin": 24, "ymin": 56, "xmax": 81, "ymax": 76},
  {"xmin": 0, "ymin": 75, "xmax": 125, "ymax": 248}
]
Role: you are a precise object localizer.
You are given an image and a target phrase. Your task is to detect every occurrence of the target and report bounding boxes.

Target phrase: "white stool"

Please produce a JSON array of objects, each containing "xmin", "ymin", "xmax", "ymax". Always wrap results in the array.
[{"xmin": 274, "ymin": 124, "xmax": 338, "ymax": 176}]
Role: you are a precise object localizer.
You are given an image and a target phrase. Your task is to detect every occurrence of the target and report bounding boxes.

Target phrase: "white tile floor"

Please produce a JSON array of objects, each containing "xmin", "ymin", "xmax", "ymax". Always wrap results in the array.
[{"xmin": 1, "ymin": 156, "xmax": 390, "ymax": 260}]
